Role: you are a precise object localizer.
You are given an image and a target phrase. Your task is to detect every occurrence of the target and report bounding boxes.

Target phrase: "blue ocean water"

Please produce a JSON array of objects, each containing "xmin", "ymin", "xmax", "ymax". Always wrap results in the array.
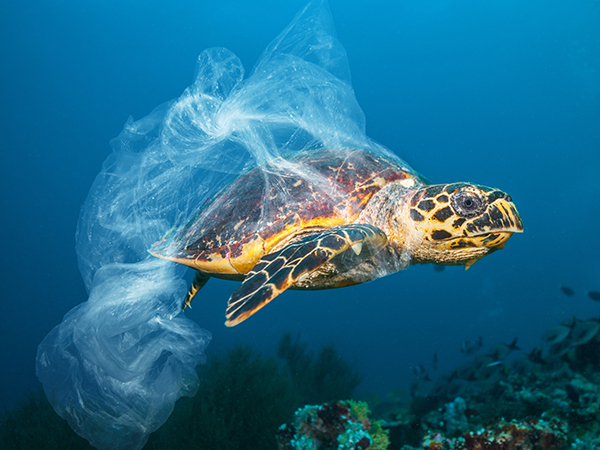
[{"xmin": 1, "ymin": 0, "xmax": 599, "ymax": 430}]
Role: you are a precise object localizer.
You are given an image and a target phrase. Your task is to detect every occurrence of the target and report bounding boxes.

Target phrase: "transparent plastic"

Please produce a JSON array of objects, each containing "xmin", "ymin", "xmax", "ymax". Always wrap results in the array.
[{"xmin": 36, "ymin": 1, "xmax": 412, "ymax": 449}]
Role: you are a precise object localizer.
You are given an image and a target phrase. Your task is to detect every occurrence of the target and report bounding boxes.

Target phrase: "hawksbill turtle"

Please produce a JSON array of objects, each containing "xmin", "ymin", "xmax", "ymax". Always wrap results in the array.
[{"xmin": 150, "ymin": 148, "xmax": 523, "ymax": 326}]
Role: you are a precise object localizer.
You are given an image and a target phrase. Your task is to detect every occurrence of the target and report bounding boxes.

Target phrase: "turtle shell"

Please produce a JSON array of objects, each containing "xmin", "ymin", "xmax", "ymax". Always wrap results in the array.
[{"xmin": 150, "ymin": 148, "xmax": 425, "ymax": 275}]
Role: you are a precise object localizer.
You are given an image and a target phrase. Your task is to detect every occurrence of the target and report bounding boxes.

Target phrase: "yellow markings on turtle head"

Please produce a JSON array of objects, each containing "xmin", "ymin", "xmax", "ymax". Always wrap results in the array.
[{"xmin": 407, "ymin": 183, "xmax": 523, "ymax": 266}]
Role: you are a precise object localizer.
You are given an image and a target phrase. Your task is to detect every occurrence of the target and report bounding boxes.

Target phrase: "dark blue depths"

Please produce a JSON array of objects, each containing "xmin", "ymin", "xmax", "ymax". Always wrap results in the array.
[{"xmin": 0, "ymin": 0, "xmax": 598, "ymax": 433}]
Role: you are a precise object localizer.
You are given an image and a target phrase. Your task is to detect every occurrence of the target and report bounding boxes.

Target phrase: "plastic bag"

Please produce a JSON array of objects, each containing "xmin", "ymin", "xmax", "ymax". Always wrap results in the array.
[
  {"xmin": 36, "ymin": 260, "xmax": 210, "ymax": 450},
  {"xmin": 36, "ymin": 1, "xmax": 409, "ymax": 449}
]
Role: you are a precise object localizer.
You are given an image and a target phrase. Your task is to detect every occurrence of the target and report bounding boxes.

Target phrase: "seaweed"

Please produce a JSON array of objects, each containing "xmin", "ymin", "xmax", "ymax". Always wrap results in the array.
[
  {"xmin": 1, "ymin": 336, "xmax": 363, "ymax": 450},
  {"xmin": 146, "ymin": 345, "xmax": 299, "ymax": 450},
  {"xmin": 278, "ymin": 332, "xmax": 363, "ymax": 404},
  {"xmin": 0, "ymin": 391, "xmax": 93, "ymax": 450}
]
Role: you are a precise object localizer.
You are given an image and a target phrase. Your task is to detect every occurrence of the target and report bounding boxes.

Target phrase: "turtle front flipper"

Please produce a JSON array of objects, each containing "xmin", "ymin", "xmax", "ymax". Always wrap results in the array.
[
  {"xmin": 225, "ymin": 224, "xmax": 387, "ymax": 327},
  {"xmin": 183, "ymin": 271, "xmax": 211, "ymax": 310}
]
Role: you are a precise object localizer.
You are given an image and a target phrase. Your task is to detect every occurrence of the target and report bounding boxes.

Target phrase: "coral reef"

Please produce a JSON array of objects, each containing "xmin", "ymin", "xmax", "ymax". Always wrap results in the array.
[
  {"xmin": 442, "ymin": 397, "xmax": 468, "ymax": 436},
  {"xmin": 372, "ymin": 314, "xmax": 600, "ymax": 449},
  {"xmin": 7, "ymin": 314, "xmax": 600, "ymax": 450},
  {"xmin": 277, "ymin": 400, "xmax": 389, "ymax": 450},
  {"xmin": 420, "ymin": 418, "xmax": 567, "ymax": 450}
]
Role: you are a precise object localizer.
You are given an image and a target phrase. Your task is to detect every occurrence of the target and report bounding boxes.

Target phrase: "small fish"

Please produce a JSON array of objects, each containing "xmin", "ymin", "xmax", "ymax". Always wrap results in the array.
[
  {"xmin": 433, "ymin": 265, "xmax": 446, "ymax": 272},
  {"xmin": 527, "ymin": 347, "xmax": 546, "ymax": 365},
  {"xmin": 433, "ymin": 352, "xmax": 438, "ymax": 371},
  {"xmin": 461, "ymin": 336, "xmax": 483, "ymax": 355},
  {"xmin": 411, "ymin": 364, "xmax": 430, "ymax": 380},
  {"xmin": 542, "ymin": 324, "xmax": 572, "ymax": 346},
  {"xmin": 443, "ymin": 379, "xmax": 469, "ymax": 399},
  {"xmin": 488, "ymin": 337, "xmax": 519, "ymax": 361},
  {"xmin": 471, "ymin": 355, "xmax": 495, "ymax": 372},
  {"xmin": 486, "ymin": 360, "xmax": 504, "ymax": 368},
  {"xmin": 571, "ymin": 319, "xmax": 600, "ymax": 346},
  {"xmin": 409, "ymin": 378, "xmax": 430, "ymax": 397},
  {"xmin": 561, "ymin": 316, "xmax": 579, "ymax": 328},
  {"xmin": 560, "ymin": 286, "xmax": 575, "ymax": 296},
  {"xmin": 475, "ymin": 357, "xmax": 505, "ymax": 383},
  {"xmin": 547, "ymin": 338, "xmax": 572, "ymax": 359},
  {"xmin": 454, "ymin": 361, "xmax": 478, "ymax": 381},
  {"xmin": 587, "ymin": 291, "xmax": 600, "ymax": 301}
]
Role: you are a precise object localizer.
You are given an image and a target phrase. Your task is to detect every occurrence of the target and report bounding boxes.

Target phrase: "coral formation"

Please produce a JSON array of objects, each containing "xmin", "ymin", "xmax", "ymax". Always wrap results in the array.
[
  {"xmin": 372, "ymin": 314, "xmax": 600, "ymax": 449},
  {"xmin": 7, "ymin": 314, "xmax": 600, "ymax": 450},
  {"xmin": 277, "ymin": 400, "xmax": 389, "ymax": 450},
  {"xmin": 420, "ymin": 417, "xmax": 567, "ymax": 450},
  {"xmin": 442, "ymin": 397, "xmax": 468, "ymax": 436}
]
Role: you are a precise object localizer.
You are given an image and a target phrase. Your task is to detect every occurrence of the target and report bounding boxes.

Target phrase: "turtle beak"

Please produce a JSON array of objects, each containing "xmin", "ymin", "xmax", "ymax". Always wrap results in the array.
[
  {"xmin": 459, "ymin": 195, "xmax": 522, "ymax": 270},
  {"xmin": 493, "ymin": 197, "xmax": 524, "ymax": 234}
]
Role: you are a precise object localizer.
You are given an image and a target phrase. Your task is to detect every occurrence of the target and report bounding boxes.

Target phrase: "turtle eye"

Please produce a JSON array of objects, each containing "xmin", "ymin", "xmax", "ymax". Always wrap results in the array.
[
  {"xmin": 463, "ymin": 197, "xmax": 475, "ymax": 208},
  {"xmin": 451, "ymin": 191, "xmax": 484, "ymax": 218}
]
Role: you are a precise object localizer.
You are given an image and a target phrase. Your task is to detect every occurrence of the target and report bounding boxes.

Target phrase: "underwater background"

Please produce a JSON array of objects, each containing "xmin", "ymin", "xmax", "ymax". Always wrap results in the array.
[{"xmin": 1, "ymin": 0, "xmax": 599, "ymax": 446}]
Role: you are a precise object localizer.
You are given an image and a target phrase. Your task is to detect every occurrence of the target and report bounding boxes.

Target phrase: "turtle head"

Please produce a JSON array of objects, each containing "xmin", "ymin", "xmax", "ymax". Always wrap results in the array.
[{"xmin": 405, "ymin": 183, "xmax": 523, "ymax": 268}]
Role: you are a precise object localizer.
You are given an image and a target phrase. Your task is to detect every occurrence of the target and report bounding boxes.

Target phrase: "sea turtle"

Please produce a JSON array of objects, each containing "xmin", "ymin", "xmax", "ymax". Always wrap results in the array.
[{"xmin": 150, "ymin": 148, "xmax": 523, "ymax": 326}]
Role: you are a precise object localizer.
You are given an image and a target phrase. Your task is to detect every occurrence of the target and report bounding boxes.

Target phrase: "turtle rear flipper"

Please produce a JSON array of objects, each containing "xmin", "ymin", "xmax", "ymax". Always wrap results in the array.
[
  {"xmin": 225, "ymin": 224, "xmax": 387, "ymax": 326},
  {"xmin": 183, "ymin": 271, "xmax": 211, "ymax": 310}
]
